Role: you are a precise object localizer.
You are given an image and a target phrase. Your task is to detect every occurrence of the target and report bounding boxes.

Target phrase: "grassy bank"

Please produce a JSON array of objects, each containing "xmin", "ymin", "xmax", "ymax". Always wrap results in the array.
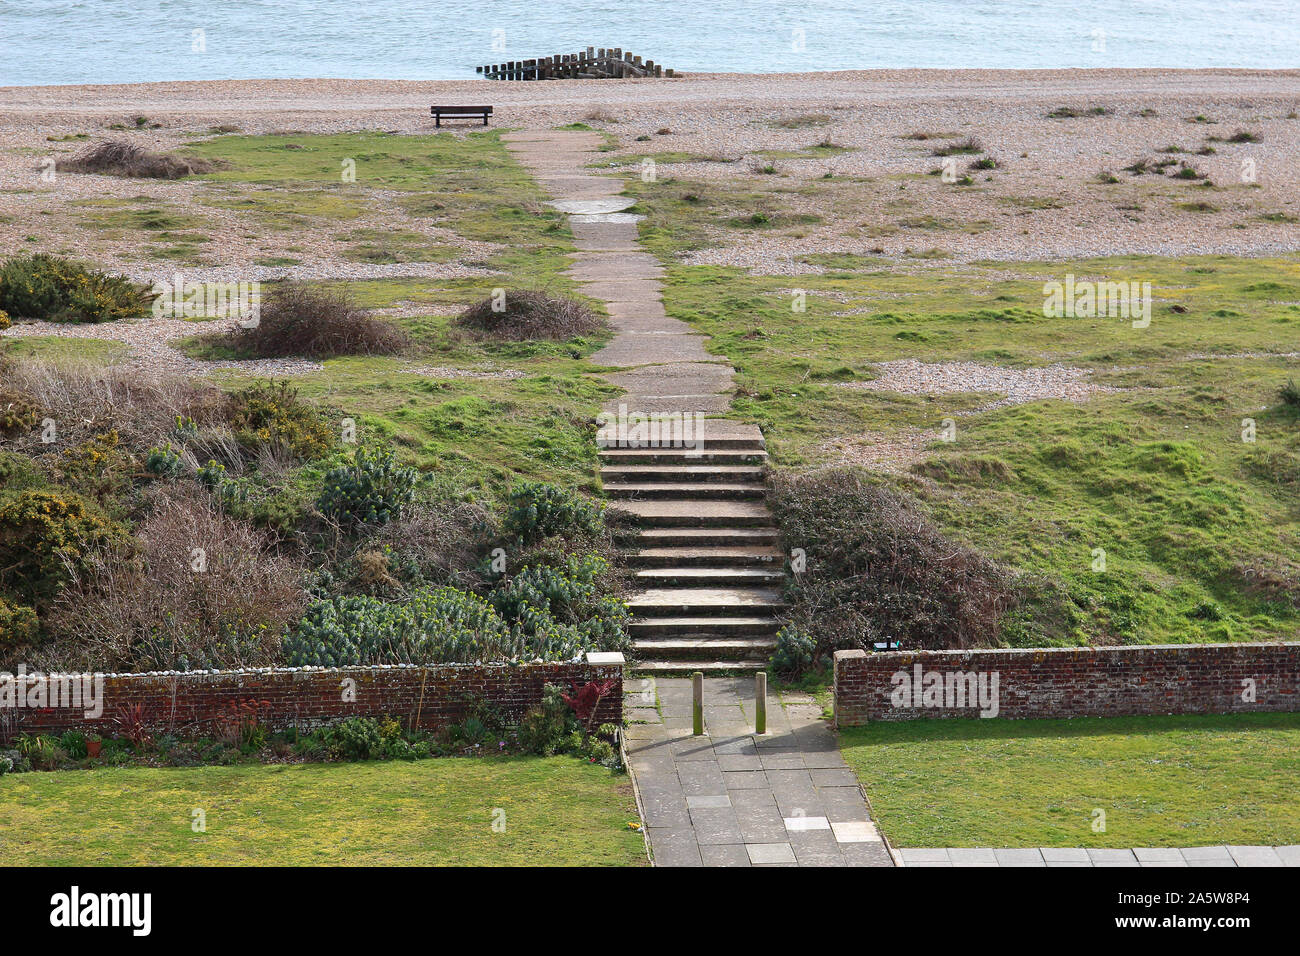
[
  {"xmin": 0, "ymin": 757, "xmax": 646, "ymax": 866},
  {"xmin": 617, "ymin": 166, "xmax": 1300, "ymax": 644},
  {"xmin": 840, "ymin": 713, "xmax": 1300, "ymax": 847}
]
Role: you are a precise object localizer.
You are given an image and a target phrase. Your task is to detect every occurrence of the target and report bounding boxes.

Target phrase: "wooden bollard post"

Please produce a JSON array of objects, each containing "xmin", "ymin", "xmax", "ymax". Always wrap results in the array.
[
  {"xmin": 692, "ymin": 672, "xmax": 704, "ymax": 736},
  {"xmin": 755, "ymin": 672, "xmax": 767, "ymax": 735}
]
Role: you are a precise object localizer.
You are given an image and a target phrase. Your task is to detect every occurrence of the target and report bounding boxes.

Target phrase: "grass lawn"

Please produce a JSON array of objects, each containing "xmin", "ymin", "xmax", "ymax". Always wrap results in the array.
[
  {"xmin": 0, "ymin": 757, "xmax": 647, "ymax": 866},
  {"xmin": 840, "ymin": 713, "xmax": 1300, "ymax": 847}
]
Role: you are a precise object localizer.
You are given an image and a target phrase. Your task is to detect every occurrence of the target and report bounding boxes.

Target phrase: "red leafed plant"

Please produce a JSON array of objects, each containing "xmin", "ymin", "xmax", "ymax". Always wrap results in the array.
[
  {"xmin": 112, "ymin": 701, "xmax": 152, "ymax": 749},
  {"xmin": 562, "ymin": 679, "xmax": 617, "ymax": 730},
  {"xmin": 213, "ymin": 699, "xmax": 272, "ymax": 749}
]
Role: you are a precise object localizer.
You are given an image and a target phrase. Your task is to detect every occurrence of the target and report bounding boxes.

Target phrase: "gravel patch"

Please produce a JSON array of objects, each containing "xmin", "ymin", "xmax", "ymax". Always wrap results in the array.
[
  {"xmin": 841, "ymin": 359, "xmax": 1123, "ymax": 409},
  {"xmin": 818, "ymin": 427, "xmax": 940, "ymax": 473}
]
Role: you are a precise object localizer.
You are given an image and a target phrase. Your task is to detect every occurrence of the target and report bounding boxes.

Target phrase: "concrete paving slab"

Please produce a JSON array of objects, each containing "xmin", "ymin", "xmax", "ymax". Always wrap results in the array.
[{"xmin": 746, "ymin": 843, "xmax": 797, "ymax": 865}]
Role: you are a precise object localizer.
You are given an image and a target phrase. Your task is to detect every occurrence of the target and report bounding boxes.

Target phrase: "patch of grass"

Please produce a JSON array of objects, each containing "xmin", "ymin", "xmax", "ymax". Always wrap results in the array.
[
  {"xmin": 1046, "ymin": 106, "xmax": 1112, "ymax": 119},
  {"xmin": 930, "ymin": 137, "xmax": 983, "ymax": 157},
  {"xmin": 0, "ymin": 336, "xmax": 128, "ymax": 365},
  {"xmin": 841, "ymin": 713, "xmax": 1300, "ymax": 847},
  {"xmin": 0, "ymin": 758, "xmax": 646, "ymax": 865},
  {"xmin": 768, "ymin": 113, "xmax": 832, "ymax": 129}
]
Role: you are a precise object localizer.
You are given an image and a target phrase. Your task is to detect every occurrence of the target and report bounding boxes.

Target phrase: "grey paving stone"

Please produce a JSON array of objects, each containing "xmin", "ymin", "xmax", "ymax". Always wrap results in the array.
[
  {"xmin": 1134, "ymin": 847, "xmax": 1185, "ymax": 862},
  {"xmin": 947, "ymin": 847, "xmax": 997, "ymax": 866},
  {"xmin": 766, "ymin": 769, "xmax": 816, "ymax": 790},
  {"xmin": 783, "ymin": 815, "xmax": 831, "ymax": 832},
  {"xmin": 790, "ymin": 830, "xmax": 846, "ymax": 866},
  {"xmin": 1228, "ymin": 845, "xmax": 1285, "ymax": 867},
  {"xmin": 810, "ymin": 768, "xmax": 860, "ymax": 788},
  {"xmin": 1046, "ymin": 861, "xmax": 1094, "ymax": 867},
  {"xmin": 758, "ymin": 754, "xmax": 806, "ymax": 771},
  {"xmin": 736, "ymin": 806, "xmax": 788, "ymax": 843},
  {"xmin": 1274, "ymin": 845, "xmax": 1300, "ymax": 866},
  {"xmin": 745, "ymin": 843, "xmax": 797, "ymax": 864},
  {"xmin": 685, "ymin": 794, "xmax": 731, "ymax": 810},
  {"xmin": 842, "ymin": 842, "xmax": 896, "ymax": 867},
  {"xmin": 724, "ymin": 770, "xmax": 770, "ymax": 790},
  {"xmin": 1187, "ymin": 859, "xmax": 1237, "ymax": 867},
  {"xmin": 677, "ymin": 762, "xmax": 726, "ymax": 796},
  {"xmin": 728, "ymin": 788, "xmax": 778, "ymax": 810},
  {"xmin": 647, "ymin": 827, "xmax": 702, "ymax": 867},
  {"xmin": 900, "ymin": 848, "xmax": 951, "ymax": 863},
  {"xmin": 688, "ymin": 807, "xmax": 744, "ymax": 846},
  {"xmin": 830, "ymin": 820, "xmax": 880, "ymax": 843},
  {"xmin": 669, "ymin": 738, "xmax": 718, "ymax": 762},
  {"xmin": 716, "ymin": 754, "xmax": 763, "ymax": 772},
  {"xmin": 1178, "ymin": 845, "xmax": 1231, "ymax": 861},
  {"xmin": 1139, "ymin": 860, "xmax": 1188, "ymax": 867},
  {"xmin": 710, "ymin": 738, "xmax": 758, "ymax": 757},
  {"xmin": 1088, "ymin": 848, "xmax": 1139, "ymax": 866},
  {"xmin": 994, "ymin": 848, "xmax": 1046, "ymax": 867},
  {"xmin": 699, "ymin": 843, "xmax": 751, "ymax": 867},
  {"xmin": 638, "ymin": 791, "xmax": 691, "ymax": 829},
  {"xmin": 799, "ymin": 751, "xmax": 849, "ymax": 769},
  {"xmin": 1041, "ymin": 848, "xmax": 1090, "ymax": 863},
  {"xmin": 773, "ymin": 790, "xmax": 824, "ymax": 819},
  {"xmin": 819, "ymin": 786, "xmax": 872, "ymax": 823},
  {"xmin": 909, "ymin": 861, "xmax": 954, "ymax": 867}
]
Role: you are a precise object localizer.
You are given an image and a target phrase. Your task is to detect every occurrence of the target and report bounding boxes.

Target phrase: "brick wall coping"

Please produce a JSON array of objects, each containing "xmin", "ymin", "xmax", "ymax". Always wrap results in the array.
[
  {"xmin": 834, "ymin": 642, "xmax": 1300, "ymax": 662},
  {"xmin": 0, "ymin": 651, "xmax": 626, "ymax": 682}
]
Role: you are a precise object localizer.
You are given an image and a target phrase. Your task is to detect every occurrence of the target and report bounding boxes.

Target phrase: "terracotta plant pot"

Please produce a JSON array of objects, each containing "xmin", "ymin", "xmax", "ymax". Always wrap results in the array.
[{"xmin": 85, "ymin": 740, "xmax": 102, "ymax": 758}]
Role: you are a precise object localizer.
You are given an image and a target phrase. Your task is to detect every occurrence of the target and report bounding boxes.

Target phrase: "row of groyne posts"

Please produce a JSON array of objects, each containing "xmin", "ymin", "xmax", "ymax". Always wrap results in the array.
[
  {"xmin": 691, "ymin": 672, "xmax": 768, "ymax": 736},
  {"xmin": 477, "ymin": 47, "xmax": 674, "ymax": 80}
]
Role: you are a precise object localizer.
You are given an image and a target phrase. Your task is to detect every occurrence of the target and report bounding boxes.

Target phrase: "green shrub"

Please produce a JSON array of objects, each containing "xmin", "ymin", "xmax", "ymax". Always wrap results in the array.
[
  {"xmin": 283, "ymin": 586, "xmax": 516, "ymax": 667},
  {"xmin": 517, "ymin": 684, "xmax": 581, "ymax": 756},
  {"xmin": 322, "ymin": 717, "xmax": 384, "ymax": 760},
  {"xmin": 770, "ymin": 624, "xmax": 817, "ymax": 677},
  {"xmin": 317, "ymin": 446, "xmax": 417, "ymax": 527},
  {"xmin": 0, "ymin": 253, "xmax": 155, "ymax": 323},
  {"xmin": 229, "ymin": 381, "xmax": 335, "ymax": 460},
  {"xmin": 144, "ymin": 443, "xmax": 184, "ymax": 478},
  {"xmin": 0, "ymin": 307, "xmax": 9, "ymax": 330},
  {"xmin": 0, "ymin": 489, "xmax": 125, "ymax": 608},
  {"xmin": 0, "ymin": 597, "xmax": 39, "ymax": 646},
  {"xmin": 487, "ymin": 553, "xmax": 630, "ymax": 655},
  {"xmin": 503, "ymin": 481, "xmax": 604, "ymax": 543}
]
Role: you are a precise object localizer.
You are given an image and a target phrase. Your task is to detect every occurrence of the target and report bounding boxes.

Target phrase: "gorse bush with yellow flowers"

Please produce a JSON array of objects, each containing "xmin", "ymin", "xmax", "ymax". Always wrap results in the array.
[{"xmin": 0, "ymin": 253, "xmax": 156, "ymax": 323}]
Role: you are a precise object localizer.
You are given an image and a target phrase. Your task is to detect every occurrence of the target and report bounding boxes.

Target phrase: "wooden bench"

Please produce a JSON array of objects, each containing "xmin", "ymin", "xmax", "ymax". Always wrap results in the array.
[{"xmin": 430, "ymin": 105, "xmax": 493, "ymax": 127}]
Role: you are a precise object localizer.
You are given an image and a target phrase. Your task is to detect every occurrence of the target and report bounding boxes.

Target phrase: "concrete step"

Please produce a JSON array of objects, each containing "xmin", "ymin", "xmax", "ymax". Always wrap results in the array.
[
  {"xmin": 627, "ymin": 587, "xmax": 786, "ymax": 616},
  {"xmin": 633, "ymin": 659, "xmax": 768, "ymax": 675},
  {"xmin": 605, "ymin": 482, "xmax": 766, "ymax": 500},
  {"xmin": 632, "ymin": 636, "xmax": 776, "ymax": 661},
  {"xmin": 600, "ymin": 465, "xmax": 765, "ymax": 483},
  {"xmin": 610, "ymin": 499, "xmax": 775, "ymax": 528},
  {"xmin": 627, "ymin": 545, "xmax": 783, "ymax": 568},
  {"xmin": 628, "ymin": 616, "xmax": 780, "ymax": 636},
  {"xmin": 597, "ymin": 420, "xmax": 764, "ymax": 451},
  {"xmin": 634, "ymin": 567, "xmax": 785, "ymax": 587},
  {"xmin": 599, "ymin": 448, "xmax": 768, "ymax": 466},
  {"xmin": 635, "ymin": 527, "xmax": 780, "ymax": 547}
]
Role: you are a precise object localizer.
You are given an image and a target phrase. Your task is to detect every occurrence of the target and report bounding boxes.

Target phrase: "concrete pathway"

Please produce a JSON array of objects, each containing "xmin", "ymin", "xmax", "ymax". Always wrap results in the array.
[
  {"xmin": 504, "ymin": 129, "xmax": 785, "ymax": 674},
  {"xmin": 897, "ymin": 846, "xmax": 1300, "ymax": 867},
  {"xmin": 624, "ymin": 677, "xmax": 894, "ymax": 867}
]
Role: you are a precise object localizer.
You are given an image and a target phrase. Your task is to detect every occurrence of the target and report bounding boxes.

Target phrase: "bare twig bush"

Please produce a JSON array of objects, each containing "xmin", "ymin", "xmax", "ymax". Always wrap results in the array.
[
  {"xmin": 361, "ymin": 499, "xmax": 497, "ymax": 592},
  {"xmin": 55, "ymin": 140, "xmax": 218, "ymax": 179},
  {"xmin": 226, "ymin": 283, "xmax": 409, "ymax": 358},
  {"xmin": 455, "ymin": 289, "xmax": 604, "ymax": 341},
  {"xmin": 769, "ymin": 467, "xmax": 1022, "ymax": 653},
  {"xmin": 41, "ymin": 486, "xmax": 307, "ymax": 672},
  {"xmin": 0, "ymin": 356, "xmax": 230, "ymax": 453}
]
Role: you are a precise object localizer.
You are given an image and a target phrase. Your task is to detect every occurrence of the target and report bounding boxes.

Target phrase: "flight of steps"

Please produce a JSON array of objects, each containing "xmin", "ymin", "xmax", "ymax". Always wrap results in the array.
[{"xmin": 601, "ymin": 421, "xmax": 785, "ymax": 674}]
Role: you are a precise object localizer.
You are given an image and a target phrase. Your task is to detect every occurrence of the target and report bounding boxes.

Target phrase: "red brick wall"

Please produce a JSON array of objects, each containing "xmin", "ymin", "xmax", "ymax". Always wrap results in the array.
[
  {"xmin": 0, "ymin": 657, "xmax": 623, "ymax": 742},
  {"xmin": 833, "ymin": 643, "xmax": 1300, "ymax": 726}
]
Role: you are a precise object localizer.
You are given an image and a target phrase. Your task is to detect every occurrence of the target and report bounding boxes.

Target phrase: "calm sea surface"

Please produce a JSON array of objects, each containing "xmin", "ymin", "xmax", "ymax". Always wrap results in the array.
[{"xmin": 1, "ymin": 0, "xmax": 1296, "ymax": 86}]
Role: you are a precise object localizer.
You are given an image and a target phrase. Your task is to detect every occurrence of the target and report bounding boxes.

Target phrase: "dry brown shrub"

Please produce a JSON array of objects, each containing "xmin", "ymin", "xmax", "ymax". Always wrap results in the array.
[
  {"xmin": 55, "ymin": 140, "xmax": 218, "ymax": 179},
  {"xmin": 455, "ymin": 289, "xmax": 604, "ymax": 342},
  {"xmin": 227, "ymin": 283, "xmax": 409, "ymax": 359},
  {"xmin": 41, "ymin": 486, "xmax": 307, "ymax": 672}
]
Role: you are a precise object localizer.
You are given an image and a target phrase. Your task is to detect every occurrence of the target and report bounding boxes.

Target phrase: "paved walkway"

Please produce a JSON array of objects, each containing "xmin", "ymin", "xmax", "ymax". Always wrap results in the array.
[
  {"xmin": 624, "ymin": 677, "xmax": 894, "ymax": 866},
  {"xmin": 898, "ymin": 846, "xmax": 1300, "ymax": 867}
]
